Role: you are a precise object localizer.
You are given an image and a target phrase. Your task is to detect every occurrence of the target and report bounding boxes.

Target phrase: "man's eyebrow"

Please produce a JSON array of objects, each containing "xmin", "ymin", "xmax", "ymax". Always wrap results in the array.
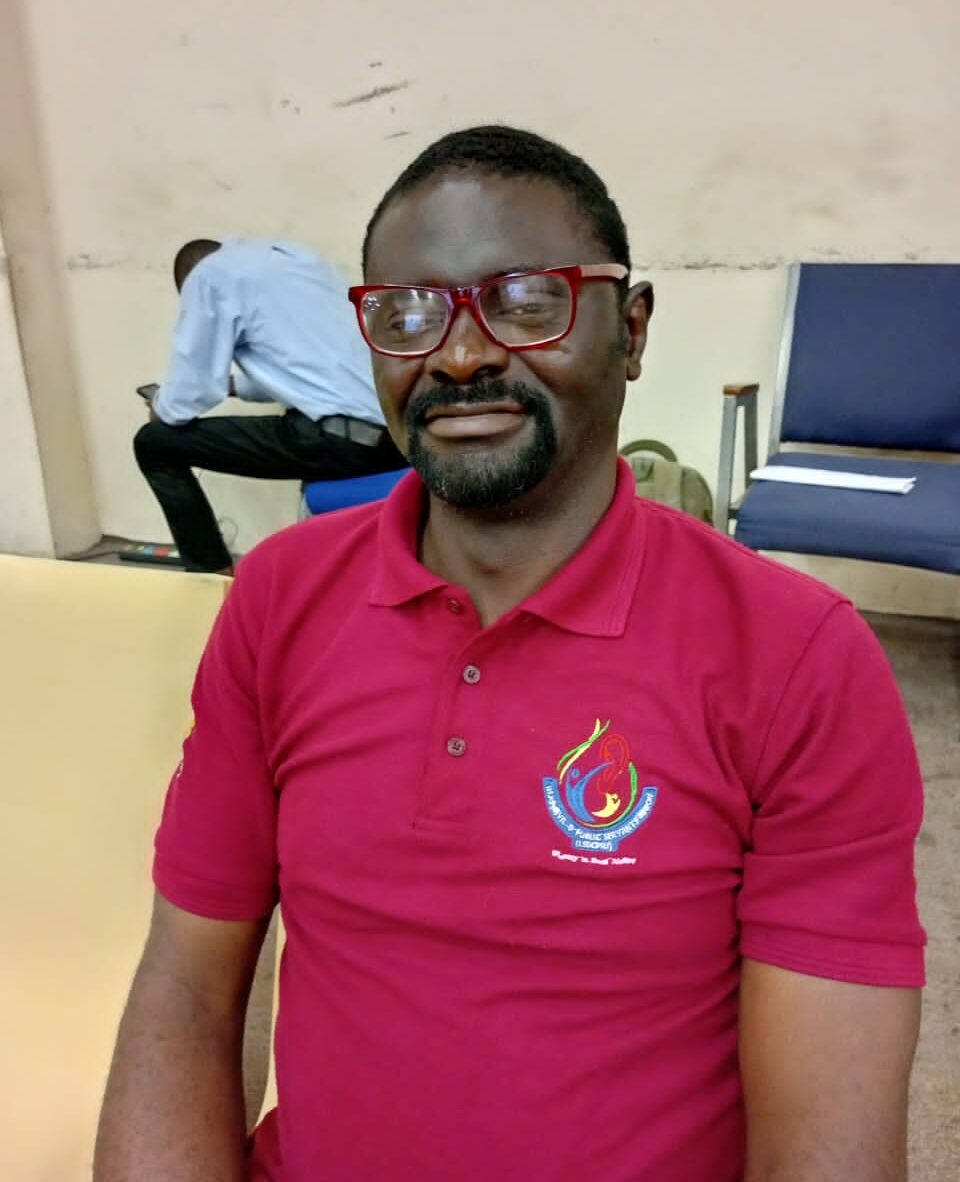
[
  {"xmin": 487, "ymin": 265, "xmax": 551, "ymax": 279},
  {"xmin": 379, "ymin": 265, "xmax": 553, "ymax": 288},
  {"xmin": 450, "ymin": 265, "xmax": 554, "ymax": 286}
]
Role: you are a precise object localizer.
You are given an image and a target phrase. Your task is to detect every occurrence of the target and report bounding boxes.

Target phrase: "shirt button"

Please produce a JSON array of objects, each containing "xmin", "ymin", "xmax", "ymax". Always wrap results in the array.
[
  {"xmin": 446, "ymin": 598, "xmax": 464, "ymax": 615},
  {"xmin": 462, "ymin": 664, "xmax": 481, "ymax": 685},
  {"xmin": 446, "ymin": 736, "xmax": 467, "ymax": 757}
]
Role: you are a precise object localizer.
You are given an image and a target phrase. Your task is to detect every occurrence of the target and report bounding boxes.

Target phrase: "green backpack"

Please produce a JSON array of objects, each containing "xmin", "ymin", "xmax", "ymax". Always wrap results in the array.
[{"xmin": 620, "ymin": 439, "xmax": 714, "ymax": 525}]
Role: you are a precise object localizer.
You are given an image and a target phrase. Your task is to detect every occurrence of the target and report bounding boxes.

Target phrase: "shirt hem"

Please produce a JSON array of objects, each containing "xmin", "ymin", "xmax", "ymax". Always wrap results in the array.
[
  {"xmin": 153, "ymin": 858, "xmax": 277, "ymax": 922},
  {"xmin": 740, "ymin": 928, "xmax": 926, "ymax": 988}
]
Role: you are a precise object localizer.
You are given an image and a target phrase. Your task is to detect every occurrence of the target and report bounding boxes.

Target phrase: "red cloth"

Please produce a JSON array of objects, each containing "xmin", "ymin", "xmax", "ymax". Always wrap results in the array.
[{"xmin": 155, "ymin": 459, "xmax": 925, "ymax": 1182}]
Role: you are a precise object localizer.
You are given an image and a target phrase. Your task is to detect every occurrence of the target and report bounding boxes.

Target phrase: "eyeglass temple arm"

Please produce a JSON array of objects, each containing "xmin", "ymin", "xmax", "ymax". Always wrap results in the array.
[{"xmin": 578, "ymin": 264, "xmax": 630, "ymax": 280}]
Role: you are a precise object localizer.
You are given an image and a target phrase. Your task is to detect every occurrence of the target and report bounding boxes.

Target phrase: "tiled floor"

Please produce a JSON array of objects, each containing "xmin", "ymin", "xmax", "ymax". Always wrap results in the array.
[
  {"xmin": 878, "ymin": 615, "xmax": 960, "ymax": 1180},
  {"xmin": 233, "ymin": 613, "xmax": 959, "ymax": 1176}
]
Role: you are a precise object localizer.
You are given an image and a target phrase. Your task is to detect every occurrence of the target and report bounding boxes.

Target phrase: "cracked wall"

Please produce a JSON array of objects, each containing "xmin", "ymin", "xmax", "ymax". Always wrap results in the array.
[{"xmin": 6, "ymin": 0, "xmax": 959, "ymax": 611}]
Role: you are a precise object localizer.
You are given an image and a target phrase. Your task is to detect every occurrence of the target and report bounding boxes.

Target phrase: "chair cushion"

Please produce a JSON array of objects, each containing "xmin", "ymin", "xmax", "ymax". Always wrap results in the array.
[
  {"xmin": 782, "ymin": 264, "xmax": 960, "ymax": 451},
  {"xmin": 303, "ymin": 468, "xmax": 410, "ymax": 515},
  {"xmin": 735, "ymin": 452, "xmax": 960, "ymax": 573}
]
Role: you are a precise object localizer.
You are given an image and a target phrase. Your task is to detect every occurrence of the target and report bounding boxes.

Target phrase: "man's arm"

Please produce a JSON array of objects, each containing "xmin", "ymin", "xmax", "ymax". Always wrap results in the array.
[
  {"xmin": 739, "ymin": 958, "xmax": 920, "ymax": 1182},
  {"xmin": 152, "ymin": 269, "xmax": 239, "ymax": 425},
  {"xmin": 94, "ymin": 892, "xmax": 271, "ymax": 1182},
  {"xmin": 230, "ymin": 368, "xmax": 276, "ymax": 403}
]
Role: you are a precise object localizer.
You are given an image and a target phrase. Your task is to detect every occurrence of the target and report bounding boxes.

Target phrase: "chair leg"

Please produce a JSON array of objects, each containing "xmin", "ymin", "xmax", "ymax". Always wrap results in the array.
[
  {"xmin": 742, "ymin": 391, "xmax": 759, "ymax": 488},
  {"xmin": 715, "ymin": 398, "xmax": 738, "ymax": 532},
  {"xmin": 297, "ymin": 486, "xmax": 310, "ymax": 521},
  {"xmin": 715, "ymin": 385, "xmax": 760, "ymax": 532}
]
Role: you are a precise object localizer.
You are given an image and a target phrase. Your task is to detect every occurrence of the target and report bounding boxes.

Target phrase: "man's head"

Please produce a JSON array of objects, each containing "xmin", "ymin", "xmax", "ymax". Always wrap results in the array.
[
  {"xmin": 363, "ymin": 125, "xmax": 634, "ymax": 282},
  {"xmin": 359, "ymin": 125, "xmax": 652, "ymax": 514},
  {"xmin": 173, "ymin": 239, "xmax": 221, "ymax": 291}
]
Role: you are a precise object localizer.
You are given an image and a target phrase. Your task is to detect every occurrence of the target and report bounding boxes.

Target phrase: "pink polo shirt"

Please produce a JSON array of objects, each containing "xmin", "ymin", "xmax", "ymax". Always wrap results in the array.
[{"xmin": 154, "ymin": 459, "xmax": 925, "ymax": 1181}]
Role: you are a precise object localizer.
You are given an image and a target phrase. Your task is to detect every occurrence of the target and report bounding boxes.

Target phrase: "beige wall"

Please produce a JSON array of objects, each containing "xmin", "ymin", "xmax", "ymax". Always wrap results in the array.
[
  {"xmin": 10, "ymin": 0, "xmax": 960, "ymax": 611},
  {"xmin": 0, "ymin": 224, "xmax": 53, "ymax": 556},
  {"xmin": 0, "ymin": 0, "xmax": 99, "ymax": 556}
]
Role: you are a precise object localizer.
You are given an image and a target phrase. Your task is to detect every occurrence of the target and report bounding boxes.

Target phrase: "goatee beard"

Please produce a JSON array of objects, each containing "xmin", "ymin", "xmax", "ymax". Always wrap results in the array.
[{"xmin": 404, "ymin": 379, "xmax": 557, "ymax": 510}]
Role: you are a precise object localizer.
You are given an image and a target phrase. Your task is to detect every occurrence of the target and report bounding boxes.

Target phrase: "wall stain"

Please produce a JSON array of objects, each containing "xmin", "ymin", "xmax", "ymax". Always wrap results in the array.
[
  {"xmin": 333, "ymin": 81, "xmax": 409, "ymax": 108},
  {"xmin": 369, "ymin": 61, "xmax": 383, "ymax": 68},
  {"xmin": 66, "ymin": 255, "xmax": 167, "ymax": 273},
  {"xmin": 664, "ymin": 258, "xmax": 785, "ymax": 271},
  {"xmin": 385, "ymin": 130, "xmax": 410, "ymax": 140},
  {"xmin": 67, "ymin": 253, "xmax": 124, "ymax": 271}
]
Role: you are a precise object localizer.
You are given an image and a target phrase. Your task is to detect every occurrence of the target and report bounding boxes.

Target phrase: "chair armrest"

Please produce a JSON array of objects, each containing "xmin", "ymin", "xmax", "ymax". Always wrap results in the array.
[{"xmin": 715, "ymin": 383, "xmax": 760, "ymax": 531}]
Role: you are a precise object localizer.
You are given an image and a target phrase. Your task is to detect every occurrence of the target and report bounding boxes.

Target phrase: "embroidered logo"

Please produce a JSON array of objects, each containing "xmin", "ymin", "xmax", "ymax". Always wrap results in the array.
[{"xmin": 543, "ymin": 719, "xmax": 658, "ymax": 853}]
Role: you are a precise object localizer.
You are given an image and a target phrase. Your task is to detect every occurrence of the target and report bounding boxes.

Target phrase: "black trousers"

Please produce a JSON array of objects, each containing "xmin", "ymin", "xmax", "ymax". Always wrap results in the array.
[{"xmin": 133, "ymin": 409, "xmax": 406, "ymax": 571}]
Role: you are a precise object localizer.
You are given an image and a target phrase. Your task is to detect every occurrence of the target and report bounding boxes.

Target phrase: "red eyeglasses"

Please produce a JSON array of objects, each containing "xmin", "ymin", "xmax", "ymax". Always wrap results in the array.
[{"xmin": 348, "ymin": 263, "xmax": 629, "ymax": 358}]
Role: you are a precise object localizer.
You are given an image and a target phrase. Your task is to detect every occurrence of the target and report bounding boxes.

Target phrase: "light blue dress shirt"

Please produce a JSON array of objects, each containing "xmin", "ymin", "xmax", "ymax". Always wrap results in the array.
[{"xmin": 153, "ymin": 239, "xmax": 384, "ymax": 427}]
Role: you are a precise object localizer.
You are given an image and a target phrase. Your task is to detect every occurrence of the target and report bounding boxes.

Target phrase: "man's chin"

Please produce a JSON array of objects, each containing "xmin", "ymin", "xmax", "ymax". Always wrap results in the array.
[
  {"xmin": 406, "ymin": 395, "xmax": 558, "ymax": 511},
  {"xmin": 411, "ymin": 447, "xmax": 554, "ymax": 511}
]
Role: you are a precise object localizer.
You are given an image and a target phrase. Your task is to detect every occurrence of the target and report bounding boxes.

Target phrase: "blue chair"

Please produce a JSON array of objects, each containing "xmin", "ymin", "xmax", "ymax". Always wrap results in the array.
[
  {"xmin": 300, "ymin": 467, "xmax": 410, "ymax": 518},
  {"xmin": 715, "ymin": 264, "xmax": 960, "ymax": 574}
]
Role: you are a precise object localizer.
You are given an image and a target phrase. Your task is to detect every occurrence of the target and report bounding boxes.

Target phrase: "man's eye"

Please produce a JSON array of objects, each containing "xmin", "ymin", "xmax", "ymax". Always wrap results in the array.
[
  {"xmin": 387, "ymin": 312, "xmax": 443, "ymax": 335},
  {"xmin": 506, "ymin": 302, "xmax": 549, "ymax": 316}
]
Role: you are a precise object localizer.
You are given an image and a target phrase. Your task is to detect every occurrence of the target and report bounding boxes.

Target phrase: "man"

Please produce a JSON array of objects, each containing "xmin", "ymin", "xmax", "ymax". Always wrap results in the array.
[
  {"xmin": 96, "ymin": 127, "xmax": 925, "ymax": 1180},
  {"xmin": 134, "ymin": 238, "xmax": 406, "ymax": 573}
]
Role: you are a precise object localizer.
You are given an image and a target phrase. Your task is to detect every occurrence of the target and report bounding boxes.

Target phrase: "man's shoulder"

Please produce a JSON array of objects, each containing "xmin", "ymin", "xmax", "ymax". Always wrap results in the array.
[
  {"xmin": 231, "ymin": 501, "xmax": 386, "ymax": 618},
  {"xmin": 217, "ymin": 239, "xmax": 342, "ymax": 296},
  {"xmin": 635, "ymin": 496, "xmax": 848, "ymax": 628},
  {"xmin": 631, "ymin": 500, "xmax": 883, "ymax": 749},
  {"xmin": 208, "ymin": 238, "xmax": 280, "ymax": 276}
]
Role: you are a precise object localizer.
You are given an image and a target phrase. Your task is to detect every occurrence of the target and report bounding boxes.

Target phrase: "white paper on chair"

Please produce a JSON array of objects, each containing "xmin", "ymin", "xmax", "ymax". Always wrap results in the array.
[{"xmin": 750, "ymin": 466, "xmax": 916, "ymax": 495}]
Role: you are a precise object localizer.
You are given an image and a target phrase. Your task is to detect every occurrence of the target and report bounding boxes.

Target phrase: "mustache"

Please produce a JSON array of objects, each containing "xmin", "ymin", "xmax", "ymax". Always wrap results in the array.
[{"xmin": 405, "ymin": 379, "xmax": 549, "ymax": 431}]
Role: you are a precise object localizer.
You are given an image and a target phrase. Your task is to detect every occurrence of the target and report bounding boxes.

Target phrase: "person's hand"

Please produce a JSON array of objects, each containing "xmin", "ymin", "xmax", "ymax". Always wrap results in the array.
[{"xmin": 136, "ymin": 382, "xmax": 160, "ymax": 421}]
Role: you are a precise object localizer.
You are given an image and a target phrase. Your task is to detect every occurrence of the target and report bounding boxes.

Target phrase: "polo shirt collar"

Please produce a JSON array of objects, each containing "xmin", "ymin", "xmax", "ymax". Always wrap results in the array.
[{"xmin": 369, "ymin": 458, "xmax": 645, "ymax": 638}]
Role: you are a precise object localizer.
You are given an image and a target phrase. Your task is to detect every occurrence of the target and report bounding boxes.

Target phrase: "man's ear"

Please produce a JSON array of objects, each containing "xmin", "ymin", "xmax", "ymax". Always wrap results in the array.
[{"xmin": 623, "ymin": 280, "xmax": 653, "ymax": 381}]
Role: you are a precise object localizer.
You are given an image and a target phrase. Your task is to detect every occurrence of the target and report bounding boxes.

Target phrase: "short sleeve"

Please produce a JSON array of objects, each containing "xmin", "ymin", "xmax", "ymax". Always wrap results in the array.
[
  {"xmin": 153, "ymin": 566, "xmax": 278, "ymax": 920},
  {"xmin": 738, "ymin": 603, "xmax": 926, "ymax": 987}
]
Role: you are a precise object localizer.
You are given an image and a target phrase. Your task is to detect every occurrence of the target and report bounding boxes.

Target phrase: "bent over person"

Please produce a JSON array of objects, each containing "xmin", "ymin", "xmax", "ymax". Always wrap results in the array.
[
  {"xmin": 97, "ymin": 126, "xmax": 925, "ymax": 1181},
  {"xmin": 134, "ymin": 238, "xmax": 406, "ymax": 573}
]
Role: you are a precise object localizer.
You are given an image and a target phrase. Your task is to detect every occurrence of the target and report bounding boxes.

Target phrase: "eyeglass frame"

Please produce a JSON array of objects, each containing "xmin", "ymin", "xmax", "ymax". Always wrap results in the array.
[{"xmin": 348, "ymin": 263, "xmax": 630, "ymax": 358}]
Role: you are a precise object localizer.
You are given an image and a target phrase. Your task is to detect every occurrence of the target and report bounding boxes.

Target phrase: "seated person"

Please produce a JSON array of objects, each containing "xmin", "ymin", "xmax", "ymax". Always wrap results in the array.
[
  {"xmin": 134, "ymin": 238, "xmax": 406, "ymax": 573},
  {"xmin": 100, "ymin": 129, "xmax": 924, "ymax": 1181}
]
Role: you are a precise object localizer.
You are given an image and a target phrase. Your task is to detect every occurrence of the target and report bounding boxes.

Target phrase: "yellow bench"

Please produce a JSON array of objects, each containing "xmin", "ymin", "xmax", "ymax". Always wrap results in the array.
[{"xmin": 0, "ymin": 556, "xmax": 229, "ymax": 1180}]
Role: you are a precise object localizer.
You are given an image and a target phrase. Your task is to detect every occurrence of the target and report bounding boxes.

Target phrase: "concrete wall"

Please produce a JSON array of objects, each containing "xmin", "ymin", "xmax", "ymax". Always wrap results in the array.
[
  {"xmin": 9, "ymin": 0, "xmax": 960, "ymax": 612},
  {"xmin": 0, "ymin": 0, "xmax": 99, "ymax": 556},
  {"xmin": 0, "ymin": 223, "xmax": 53, "ymax": 556}
]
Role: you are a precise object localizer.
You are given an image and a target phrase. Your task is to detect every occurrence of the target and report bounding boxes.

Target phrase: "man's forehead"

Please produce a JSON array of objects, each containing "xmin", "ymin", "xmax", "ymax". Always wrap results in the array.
[{"xmin": 365, "ymin": 173, "xmax": 606, "ymax": 286}]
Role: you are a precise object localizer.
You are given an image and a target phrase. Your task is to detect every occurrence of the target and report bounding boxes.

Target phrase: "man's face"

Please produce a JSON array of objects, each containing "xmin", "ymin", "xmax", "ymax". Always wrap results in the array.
[{"xmin": 363, "ymin": 174, "xmax": 649, "ymax": 512}]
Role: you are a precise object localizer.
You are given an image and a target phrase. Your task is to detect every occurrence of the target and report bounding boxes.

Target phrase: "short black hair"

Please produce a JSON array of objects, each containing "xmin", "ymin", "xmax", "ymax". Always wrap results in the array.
[
  {"xmin": 173, "ymin": 238, "xmax": 221, "ymax": 289},
  {"xmin": 362, "ymin": 125, "xmax": 631, "ymax": 277}
]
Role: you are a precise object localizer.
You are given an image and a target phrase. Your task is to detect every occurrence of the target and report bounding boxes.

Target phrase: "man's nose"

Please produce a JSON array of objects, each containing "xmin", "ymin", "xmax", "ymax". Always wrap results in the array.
[{"xmin": 426, "ymin": 305, "xmax": 509, "ymax": 386}]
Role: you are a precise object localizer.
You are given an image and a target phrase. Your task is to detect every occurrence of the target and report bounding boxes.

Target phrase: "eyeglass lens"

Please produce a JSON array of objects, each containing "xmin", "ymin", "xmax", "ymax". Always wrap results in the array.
[{"xmin": 360, "ymin": 272, "xmax": 574, "ymax": 354}]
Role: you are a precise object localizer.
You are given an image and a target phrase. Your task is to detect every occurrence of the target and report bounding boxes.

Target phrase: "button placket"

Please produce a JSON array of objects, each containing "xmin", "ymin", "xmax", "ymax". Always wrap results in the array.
[{"xmin": 415, "ymin": 604, "xmax": 495, "ymax": 821}]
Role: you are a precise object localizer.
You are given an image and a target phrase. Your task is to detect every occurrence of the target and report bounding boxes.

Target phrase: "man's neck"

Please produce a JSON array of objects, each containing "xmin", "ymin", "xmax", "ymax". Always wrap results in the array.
[{"xmin": 419, "ymin": 462, "xmax": 619, "ymax": 628}]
